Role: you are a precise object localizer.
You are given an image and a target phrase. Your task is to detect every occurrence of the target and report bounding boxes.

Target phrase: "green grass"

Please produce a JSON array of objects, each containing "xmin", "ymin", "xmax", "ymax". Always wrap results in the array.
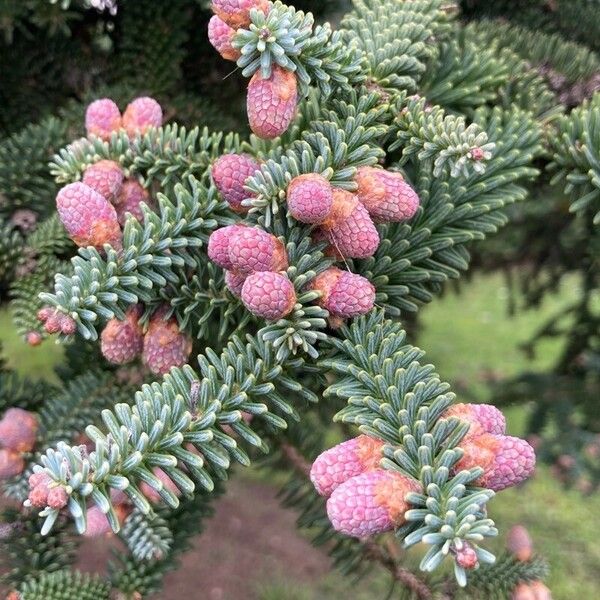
[{"xmin": 0, "ymin": 308, "xmax": 63, "ymax": 382}]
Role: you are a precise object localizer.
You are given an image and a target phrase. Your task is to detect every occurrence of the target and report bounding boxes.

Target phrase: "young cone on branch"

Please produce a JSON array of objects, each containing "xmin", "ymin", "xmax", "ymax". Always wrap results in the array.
[
  {"xmin": 287, "ymin": 173, "xmax": 334, "ymax": 224},
  {"xmin": 142, "ymin": 311, "xmax": 193, "ymax": 375},
  {"xmin": 0, "ymin": 408, "xmax": 38, "ymax": 452},
  {"xmin": 241, "ymin": 271, "xmax": 296, "ymax": 320},
  {"xmin": 212, "ymin": 0, "xmax": 270, "ymax": 30},
  {"xmin": 100, "ymin": 305, "xmax": 144, "ymax": 365},
  {"xmin": 122, "ymin": 97, "xmax": 163, "ymax": 137},
  {"xmin": 116, "ymin": 179, "xmax": 152, "ymax": 225},
  {"xmin": 211, "ymin": 154, "xmax": 260, "ymax": 213},
  {"xmin": 228, "ymin": 226, "xmax": 288, "ymax": 273},
  {"xmin": 208, "ymin": 15, "xmax": 241, "ymax": 61},
  {"xmin": 82, "ymin": 160, "xmax": 124, "ymax": 205},
  {"xmin": 327, "ymin": 469, "xmax": 421, "ymax": 538},
  {"xmin": 85, "ymin": 98, "xmax": 121, "ymax": 140},
  {"xmin": 247, "ymin": 65, "xmax": 298, "ymax": 139}
]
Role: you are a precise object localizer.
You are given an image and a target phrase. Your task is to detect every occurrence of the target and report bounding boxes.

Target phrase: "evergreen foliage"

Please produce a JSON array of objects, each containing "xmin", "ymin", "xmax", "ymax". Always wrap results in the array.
[{"xmin": 3, "ymin": 0, "xmax": 590, "ymax": 596}]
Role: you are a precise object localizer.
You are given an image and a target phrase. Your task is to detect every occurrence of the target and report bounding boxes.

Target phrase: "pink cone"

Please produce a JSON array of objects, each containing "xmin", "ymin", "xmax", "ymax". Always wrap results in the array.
[
  {"xmin": 443, "ymin": 403, "xmax": 506, "ymax": 439},
  {"xmin": 208, "ymin": 15, "xmax": 241, "ymax": 61},
  {"xmin": 0, "ymin": 408, "xmax": 38, "ymax": 452},
  {"xmin": 142, "ymin": 312, "xmax": 193, "ymax": 375},
  {"xmin": 208, "ymin": 224, "xmax": 247, "ymax": 270},
  {"xmin": 56, "ymin": 182, "xmax": 122, "ymax": 250},
  {"xmin": 0, "ymin": 449, "xmax": 24, "ymax": 480},
  {"xmin": 100, "ymin": 305, "xmax": 144, "ymax": 365},
  {"xmin": 241, "ymin": 271, "xmax": 296, "ymax": 320},
  {"xmin": 116, "ymin": 180, "xmax": 152, "ymax": 225},
  {"xmin": 82, "ymin": 160, "xmax": 124, "ymax": 205},
  {"xmin": 85, "ymin": 98, "xmax": 121, "ymax": 140},
  {"xmin": 311, "ymin": 267, "xmax": 375, "ymax": 319},
  {"xmin": 247, "ymin": 65, "xmax": 298, "ymax": 139},
  {"xmin": 225, "ymin": 270, "xmax": 247, "ymax": 297},
  {"xmin": 212, "ymin": 0, "xmax": 270, "ymax": 30},
  {"xmin": 286, "ymin": 173, "xmax": 333, "ymax": 224},
  {"xmin": 320, "ymin": 189, "xmax": 379, "ymax": 259},
  {"xmin": 354, "ymin": 167, "xmax": 420, "ymax": 223},
  {"xmin": 122, "ymin": 97, "xmax": 162, "ymax": 137},
  {"xmin": 455, "ymin": 433, "xmax": 536, "ymax": 492},
  {"xmin": 326, "ymin": 469, "xmax": 420, "ymax": 538},
  {"xmin": 228, "ymin": 227, "xmax": 288, "ymax": 274},
  {"xmin": 211, "ymin": 154, "xmax": 260, "ymax": 213},
  {"xmin": 310, "ymin": 435, "xmax": 385, "ymax": 497}
]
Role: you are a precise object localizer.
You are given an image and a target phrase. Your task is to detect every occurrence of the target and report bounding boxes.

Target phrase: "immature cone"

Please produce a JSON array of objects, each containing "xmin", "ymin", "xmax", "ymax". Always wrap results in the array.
[
  {"xmin": 212, "ymin": 0, "xmax": 270, "ymax": 29},
  {"xmin": 27, "ymin": 472, "xmax": 51, "ymax": 508},
  {"xmin": 327, "ymin": 469, "xmax": 420, "ymax": 538},
  {"xmin": 211, "ymin": 153, "xmax": 260, "ymax": 212},
  {"xmin": 208, "ymin": 15, "xmax": 241, "ymax": 61},
  {"xmin": 224, "ymin": 270, "xmax": 247, "ymax": 297},
  {"xmin": 37, "ymin": 306, "xmax": 77, "ymax": 336},
  {"xmin": 116, "ymin": 180, "xmax": 151, "ymax": 225},
  {"xmin": 142, "ymin": 313, "xmax": 193, "ymax": 375},
  {"xmin": 453, "ymin": 541, "xmax": 479, "ymax": 569},
  {"xmin": 287, "ymin": 173, "xmax": 333, "ymax": 224},
  {"xmin": 85, "ymin": 98, "xmax": 121, "ymax": 140},
  {"xmin": 354, "ymin": 167, "xmax": 420, "ymax": 223},
  {"xmin": 310, "ymin": 435, "xmax": 385, "ymax": 497},
  {"xmin": 122, "ymin": 96, "xmax": 163, "ymax": 137},
  {"xmin": 506, "ymin": 525, "xmax": 534, "ymax": 562},
  {"xmin": 100, "ymin": 306, "xmax": 144, "ymax": 365},
  {"xmin": 140, "ymin": 468, "xmax": 181, "ymax": 504},
  {"xmin": 47, "ymin": 486, "xmax": 69, "ymax": 510},
  {"xmin": 311, "ymin": 267, "xmax": 376, "ymax": 319},
  {"xmin": 241, "ymin": 271, "xmax": 296, "ymax": 320},
  {"xmin": 25, "ymin": 331, "xmax": 43, "ymax": 347},
  {"xmin": 247, "ymin": 65, "xmax": 298, "ymax": 139},
  {"xmin": 320, "ymin": 189, "xmax": 380, "ymax": 259},
  {"xmin": 0, "ymin": 407, "xmax": 38, "ymax": 452},
  {"xmin": 455, "ymin": 433, "xmax": 536, "ymax": 491},
  {"xmin": 228, "ymin": 227, "xmax": 288, "ymax": 274},
  {"xmin": 208, "ymin": 224, "xmax": 247, "ymax": 270},
  {"xmin": 82, "ymin": 160, "xmax": 124, "ymax": 205},
  {"xmin": 56, "ymin": 182, "xmax": 122, "ymax": 250},
  {"xmin": 443, "ymin": 403, "xmax": 506, "ymax": 439},
  {"xmin": 0, "ymin": 449, "xmax": 24, "ymax": 479}
]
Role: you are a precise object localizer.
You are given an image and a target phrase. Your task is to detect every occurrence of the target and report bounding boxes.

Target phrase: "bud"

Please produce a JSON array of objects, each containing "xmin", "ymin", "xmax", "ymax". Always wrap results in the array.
[
  {"xmin": 211, "ymin": 154, "xmax": 260, "ymax": 213},
  {"xmin": 443, "ymin": 403, "xmax": 506, "ymax": 439},
  {"xmin": 212, "ymin": 0, "xmax": 270, "ymax": 30},
  {"xmin": 286, "ymin": 173, "xmax": 333, "ymax": 224},
  {"xmin": 142, "ymin": 311, "xmax": 193, "ymax": 375},
  {"xmin": 228, "ymin": 227, "xmax": 288, "ymax": 274}
]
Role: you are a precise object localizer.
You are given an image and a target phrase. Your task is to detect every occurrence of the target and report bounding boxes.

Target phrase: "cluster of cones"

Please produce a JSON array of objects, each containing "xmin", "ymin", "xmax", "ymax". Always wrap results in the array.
[
  {"xmin": 208, "ymin": 1, "xmax": 299, "ymax": 139},
  {"xmin": 99, "ymin": 305, "xmax": 193, "ymax": 376},
  {"xmin": 54, "ymin": 96, "xmax": 162, "ymax": 256},
  {"xmin": 38, "ymin": 97, "xmax": 193, "ymax": 375},
  {"xmin": 0, "ymin": 408, "xmax": 38, "ymax": 482},
  {"xmin": 209, "ymin": 152, "xmax": 420, "ymax": 325},
  {"xmin": 309, "ymin": 403, "xmax": 535, "ymax": 550}
]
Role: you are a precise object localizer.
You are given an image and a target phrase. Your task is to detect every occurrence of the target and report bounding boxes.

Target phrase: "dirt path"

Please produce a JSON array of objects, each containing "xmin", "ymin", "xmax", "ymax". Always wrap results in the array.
[{"xmin": 69, "ymin": 477, "xmax": 333, "ymax": 599}]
